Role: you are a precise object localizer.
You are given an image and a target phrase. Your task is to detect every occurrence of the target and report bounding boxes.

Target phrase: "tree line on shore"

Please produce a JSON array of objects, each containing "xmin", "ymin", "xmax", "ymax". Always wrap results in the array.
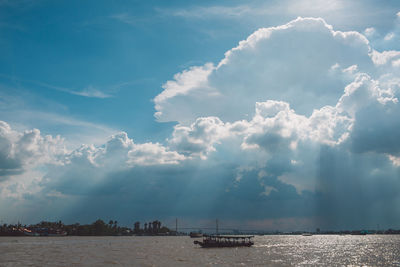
[{"xmin": 0, "ymin": 219, "xmax": 173, "ymax": 236}]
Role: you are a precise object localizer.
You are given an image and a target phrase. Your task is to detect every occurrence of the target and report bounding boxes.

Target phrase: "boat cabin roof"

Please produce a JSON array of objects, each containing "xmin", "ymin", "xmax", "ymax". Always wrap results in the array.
[{"xmin": 203, "ymin": 235, "xmax": 254, "ymax": 239}]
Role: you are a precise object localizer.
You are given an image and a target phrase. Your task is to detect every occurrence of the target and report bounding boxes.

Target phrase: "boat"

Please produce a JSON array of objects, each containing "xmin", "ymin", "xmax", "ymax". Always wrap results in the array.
[
  {"xmin": 194, "ymin": 235, "xmax": 254, "ymax": 248},
  {"xmin": 23, "ymin": 228, "xmax": 40, "ymax": 236},
  {"xmin": 302, "ymin": 233, "xmax": 312, "ymax": 236},
  {"xmin": 189, "ymin": 231, "xmax": 203, "ymax": 238},
  {"xmin": 351, "ymin": 231, "xmax": 367, "ymax": 235},
  {"xmin": 47, "ymin": 231, "xmax": 67, "ymax": 237}
]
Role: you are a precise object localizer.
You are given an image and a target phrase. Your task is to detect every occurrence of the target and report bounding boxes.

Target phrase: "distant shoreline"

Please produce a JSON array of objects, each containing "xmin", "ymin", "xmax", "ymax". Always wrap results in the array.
[{"xmin": 1, "ymin": 219, "xmax": 399, "ymax": 237}]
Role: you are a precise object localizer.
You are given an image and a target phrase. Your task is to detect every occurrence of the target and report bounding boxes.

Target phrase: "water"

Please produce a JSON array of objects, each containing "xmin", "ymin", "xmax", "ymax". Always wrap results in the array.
[{"xmin": 0, "ymin": 235, "xmax": 399, "ymax": 266}]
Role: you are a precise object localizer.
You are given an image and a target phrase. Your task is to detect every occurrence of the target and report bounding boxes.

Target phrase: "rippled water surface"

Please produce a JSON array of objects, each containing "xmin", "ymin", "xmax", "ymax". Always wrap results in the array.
[{"xmin": 0, "ymin": 235, "xmax": 399, "ymax": 266}]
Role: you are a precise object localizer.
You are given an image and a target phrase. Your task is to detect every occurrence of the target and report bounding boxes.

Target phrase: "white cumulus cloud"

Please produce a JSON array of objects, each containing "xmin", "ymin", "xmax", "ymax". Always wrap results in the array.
[
  {"xmin": 154, "ymin": 17, "xmax": 373, "ymax": 124},
  {"xmin": 0, "ymin": 121, "xmax": 66, "ymax": 179}
]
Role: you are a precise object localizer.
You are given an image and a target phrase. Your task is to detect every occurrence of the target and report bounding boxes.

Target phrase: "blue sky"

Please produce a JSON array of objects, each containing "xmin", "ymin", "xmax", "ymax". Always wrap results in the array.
[{"xmin": 1, "ymin": 0, "xmax": 400, "ymax": 231}]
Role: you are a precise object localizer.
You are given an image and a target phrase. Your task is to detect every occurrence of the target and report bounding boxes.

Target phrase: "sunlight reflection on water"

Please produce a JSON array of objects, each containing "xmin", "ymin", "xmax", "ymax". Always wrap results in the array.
[{"xmin": 0, "ymin": 235, "xmax": 399, "ymax": 266}]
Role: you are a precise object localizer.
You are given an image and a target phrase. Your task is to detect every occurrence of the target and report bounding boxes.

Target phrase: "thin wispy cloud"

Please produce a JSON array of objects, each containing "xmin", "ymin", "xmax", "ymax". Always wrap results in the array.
[
  {"xmin": 36, "ymin": 82, "xmax": 113, "ymax": 99},
  {"xmin": 157, "ymin": 5, "xmax": 281, "ymax": 21},
  {"xmin": 71, "ymin": 85, "xmax": 112, "ymax": 98},
  {"xmin": 0, "ymin": 89, "xmax": 118, "ymax": 146},
  {"xmin": 154, "ymin": 0, "xmax": 396, "ymax": 32},
  {"xmin": 110, "ymin": 13, "xmax": 138, "ymax": 25},
  {"xmin": 156, "ymin": 5, "xmax": 256, "ymax": 19},
  {"xmin": 0, "ymin": 74, "xmax": 113, "ymax": 99},
  {"xmin": 155, "ymin": 0, "xmax": 345, "ymax": 20},
  {"xmin": 110, "ymin": 13, "xmax": 152, "ymax": 26}
]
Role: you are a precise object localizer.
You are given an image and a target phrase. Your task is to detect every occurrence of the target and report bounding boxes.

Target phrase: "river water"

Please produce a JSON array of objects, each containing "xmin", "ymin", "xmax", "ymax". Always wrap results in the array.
[{"xmin": 0, "ymin": 235, "xmax": 399, "ymax": 266}]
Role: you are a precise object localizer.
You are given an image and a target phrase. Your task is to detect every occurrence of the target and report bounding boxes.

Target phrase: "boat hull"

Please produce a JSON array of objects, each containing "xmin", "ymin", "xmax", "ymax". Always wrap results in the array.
[{"xmin": 194, "ymin": 240, "xmax": 254, "ymax": 248}]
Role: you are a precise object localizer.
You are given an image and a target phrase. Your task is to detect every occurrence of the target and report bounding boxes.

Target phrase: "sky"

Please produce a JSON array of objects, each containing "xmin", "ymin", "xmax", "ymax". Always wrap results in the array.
[{"xmin": 1, "ymin": 0, "xmax": 400, "ymax": 231}]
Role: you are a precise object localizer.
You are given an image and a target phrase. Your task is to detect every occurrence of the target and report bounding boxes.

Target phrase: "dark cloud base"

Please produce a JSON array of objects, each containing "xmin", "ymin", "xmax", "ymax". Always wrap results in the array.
[{"xmin": 32, "ymin": 152, "xmax": 400, "ymax": 231}]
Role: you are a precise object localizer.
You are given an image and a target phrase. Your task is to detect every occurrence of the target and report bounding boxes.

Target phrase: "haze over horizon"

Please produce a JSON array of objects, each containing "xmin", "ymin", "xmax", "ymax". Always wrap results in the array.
[{"xmin": 1, "ymin": 0, "xmax": 400, "ymax": 231}]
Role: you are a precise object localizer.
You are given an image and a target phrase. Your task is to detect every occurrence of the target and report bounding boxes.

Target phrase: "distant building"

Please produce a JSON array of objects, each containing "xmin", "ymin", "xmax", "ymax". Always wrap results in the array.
[{"xmin": 134, "ymin": 222, "xmax": 140, "ymax": 233}]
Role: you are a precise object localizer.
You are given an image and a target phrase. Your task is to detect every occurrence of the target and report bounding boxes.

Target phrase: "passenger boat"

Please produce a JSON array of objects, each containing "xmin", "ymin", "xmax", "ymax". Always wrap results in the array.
[
  {"xmin": 23, "ymin": 228, "xmax": 40, "ymax": 236},
  {"xmin": 351, "ymin": 231, "xmax": 367, "ymax": 235},
  {"xmin": 194, "ymin": 235, "xmax": 254, "ymax": 248}
]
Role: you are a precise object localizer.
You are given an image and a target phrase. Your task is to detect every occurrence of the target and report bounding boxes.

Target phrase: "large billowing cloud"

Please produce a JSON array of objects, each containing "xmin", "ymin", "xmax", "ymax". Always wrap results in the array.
[
  {"xmin": 0, "ymin": 121, "xmax": 65, "ymax": 179},
  {"xmin": 1, "ymin": 17, "xmax": 400, "ymax": 229},
  {"xmin": 154, "ymin": 17, "xmax": 375, "ymax": 123}
]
